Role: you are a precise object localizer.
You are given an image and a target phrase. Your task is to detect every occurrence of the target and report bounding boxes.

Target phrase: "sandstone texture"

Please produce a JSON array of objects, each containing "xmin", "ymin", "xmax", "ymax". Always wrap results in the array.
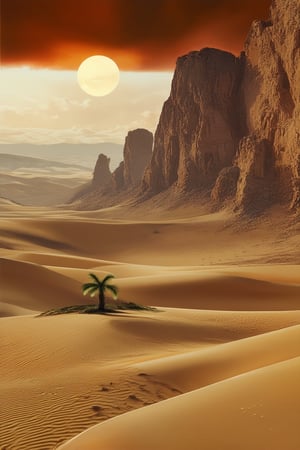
[
  {"xmin": 91, "ymin": 129, "xmax": 152, "ymax": 192},
  {"xmin": 115, "ymin": 129, "xmax": 153, "ymax": 190},
  {"xmin": 243, "ymin": 0, "xmax": 299, "ymax": 210},
  {"xmin": 72, "ymin": 129, "xmax": 153, "ymax": 207},
  {"xmin": 69, "ymin": 153, "xmax": 112, "ymax": 203},
  {"xmin": 211, "ymin": 166, "xmax": 240, "ymax": 204},
  {"xmin": 234, "ymin": 136, "xmax": 276, "ymax": 213},
  {"xmin": 142, "ymin": 0, "xmax": 300, "ymax": 213},
  {"xmin": 112, "ymin": 161, "xmax": 125, "ymax": 191},
  {"xmin": 143, "ymin": 48, "xmax": 244, "ymax": 195},
  {"xmin": 92, "ymin": 154, "xmax": 112, "ymax": 188}
]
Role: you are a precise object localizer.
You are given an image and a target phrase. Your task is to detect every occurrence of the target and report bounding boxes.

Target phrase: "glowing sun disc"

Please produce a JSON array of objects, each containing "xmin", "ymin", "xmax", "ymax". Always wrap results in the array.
[{"xmin": 77, "ymin": 55, "xmax": 120, "ymax": 97}]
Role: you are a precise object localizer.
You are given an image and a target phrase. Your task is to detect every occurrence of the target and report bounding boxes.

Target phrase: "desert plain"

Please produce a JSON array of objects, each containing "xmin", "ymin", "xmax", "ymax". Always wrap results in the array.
[
  {"xmin": 1, "ymin": 0, "xmax": 300, "ymax": 447},
  {"xmin": 0, "ymin": 199, "xmax": 299, "ymax": 450}
]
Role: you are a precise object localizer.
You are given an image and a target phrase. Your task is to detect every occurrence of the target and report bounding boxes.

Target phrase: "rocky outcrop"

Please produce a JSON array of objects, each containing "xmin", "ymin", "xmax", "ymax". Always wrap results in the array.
[
  {"xmin": 113, "ymin": 129, "xmax": 153, "ymax": 190},
  {"xmin": 83, "ymin": 129, "xmax": 152, "ymax": 194},
  {"xmin": 142, "ymin": 0, "xmax": 300, "ymax": 213},
  {"xmin": 72, "ymin": 0, "xmax": 299, "ymax": 214},
  {"xmin": 212, "ymin": 136, "xmax": 277, "ymax": 212},
  {"xmin": 92, "ymin": 154, "xmax": 112, "ymax": 188},
  {"xmin": 234, "ymin": 136, "xmax": 276, "ymax": 213},
  {"xmin": 142, "ymin": 48, "xmax": 245, "ymax": 195},
  {"xmin": 71, "ymin": 130, "xmax": 153, "ymax": 208},
  {"xmin": 112, "ymin": 161, "xmax": 125, "ymax": 190},
  {"xmin": 239, "ymin": 0, "xmax": 300, "ymax": 211},
  {"xmin": 211, "ymin": 166, "xmax": 240, "ymax": 204},
  {"xmin": 69, "ymin": 153, "xmax": 112, "ymax": 204}
]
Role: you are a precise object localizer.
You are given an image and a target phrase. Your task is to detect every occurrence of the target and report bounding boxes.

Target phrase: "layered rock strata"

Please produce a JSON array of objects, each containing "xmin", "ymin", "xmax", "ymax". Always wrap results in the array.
[{"xmin": 142, "ymin": 0, "xmax": 300, "ymax": 213}]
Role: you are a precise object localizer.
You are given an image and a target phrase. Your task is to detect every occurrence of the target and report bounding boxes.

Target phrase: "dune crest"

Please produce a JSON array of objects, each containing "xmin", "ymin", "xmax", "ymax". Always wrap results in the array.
[{"xmin": 0, "ymin": 203, "xmax": 299, "ymax": 449}]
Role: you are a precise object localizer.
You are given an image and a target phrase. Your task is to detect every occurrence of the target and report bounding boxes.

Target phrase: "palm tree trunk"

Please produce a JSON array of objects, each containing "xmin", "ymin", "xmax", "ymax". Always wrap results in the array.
[{"xmin": 98, "ymin": 289, "xmax": 105, "ymax": 311}]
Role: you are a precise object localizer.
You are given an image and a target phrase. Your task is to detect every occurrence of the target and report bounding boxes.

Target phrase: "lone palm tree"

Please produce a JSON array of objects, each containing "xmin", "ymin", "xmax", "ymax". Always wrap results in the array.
[{"xmin": 82, "ymin": 273, "xmax": 118, "ymax": 312}]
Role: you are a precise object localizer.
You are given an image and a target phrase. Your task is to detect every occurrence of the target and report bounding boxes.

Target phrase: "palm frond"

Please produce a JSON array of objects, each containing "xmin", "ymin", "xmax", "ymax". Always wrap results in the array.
[
  {"xmin": 106, "ymin": 284, "xmax": 118, "ymax": 299},
  {"xmin": 102, "ymin": 274, "xmax": 115, "ymax": 285},
  {"xmin": 87, "ymin": 286, "xmax": 99, "ymax": 297},
  {"xmin": 83, "ymin": 285, "xmax": 98, "ymax": 296},
  {"xmin": 82, "ymin": 282, "xmax": 97, "ymax": 292},
  {"xmin": 88, "ymin": 273, "xmax": 101, "ymax": 285}
]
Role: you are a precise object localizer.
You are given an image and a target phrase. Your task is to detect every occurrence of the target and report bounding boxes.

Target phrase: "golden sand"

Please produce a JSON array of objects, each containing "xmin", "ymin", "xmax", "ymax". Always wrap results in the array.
[{"xmin": 0, "ymin": 205, "xmax": 299, "ymax": 449}]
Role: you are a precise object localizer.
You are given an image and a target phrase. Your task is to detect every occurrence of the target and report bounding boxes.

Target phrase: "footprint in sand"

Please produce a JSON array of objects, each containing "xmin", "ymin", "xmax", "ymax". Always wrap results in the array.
[
  {"xmin": 128, "ymin": 394, "xmax": 142, "ymax": 402},
  {"xmin": 100, "ymin": 386, "xmax": 109, "ymax": 392},
  {"xmin": 91, "ymin": 405, "xmax": 103, "ymax": 416}
]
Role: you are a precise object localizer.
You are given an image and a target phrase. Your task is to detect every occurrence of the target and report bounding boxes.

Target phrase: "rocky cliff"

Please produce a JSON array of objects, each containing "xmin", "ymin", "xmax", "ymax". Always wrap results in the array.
[
  {"xmin": 239, "ymin": 0, "xmax": 300, "ymax": 211},
  {"xmin": 142, "ymin": 0, "xmax": 300, "ymax": 213},
  {"xmin": 69, "ymin": 153, "xmax": 112, "ymax": 204},
  {"xmin": 92, "ymin": 154, "xmax": 112, "ymax": 188},
  {"xmin": 71, "ymin": 129, "xmax": 153, "ymax": 208},
  {"xmin": 142, "ymin": 48, "xmax": 245, "ymax": 195},
  {"xmin": 113, "ymin": 129, "xmax": 153, "ymax": 190}
]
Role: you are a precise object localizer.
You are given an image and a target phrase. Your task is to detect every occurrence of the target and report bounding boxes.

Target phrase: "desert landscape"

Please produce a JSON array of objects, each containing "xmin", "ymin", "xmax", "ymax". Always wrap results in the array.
[
  {"xmin": 0, "ymin": 202, "xmax": 300, "ymax": 450},
  {"xmin": 1, "ymin": 0, "xmax": 300, "ymax": 449}
]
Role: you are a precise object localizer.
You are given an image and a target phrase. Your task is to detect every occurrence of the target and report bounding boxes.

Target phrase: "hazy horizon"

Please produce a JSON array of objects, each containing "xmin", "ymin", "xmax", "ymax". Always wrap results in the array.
[{"xmin": 0, "ymin": 69, "xmax": 173, "ymax": 147}]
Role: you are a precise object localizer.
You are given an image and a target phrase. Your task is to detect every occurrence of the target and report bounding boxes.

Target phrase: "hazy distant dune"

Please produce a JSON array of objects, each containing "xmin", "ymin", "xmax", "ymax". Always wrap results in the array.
[
  {"xmin": 0, "ymin": 153, "xmax": 92, "ymax": 206},
  {"xmin": 0, "ymin": 143, "xmax": 123, "ymax": 170},
  {"xmin": 0, "ymin": 153, "xmax": 89, "ymax": 170}
]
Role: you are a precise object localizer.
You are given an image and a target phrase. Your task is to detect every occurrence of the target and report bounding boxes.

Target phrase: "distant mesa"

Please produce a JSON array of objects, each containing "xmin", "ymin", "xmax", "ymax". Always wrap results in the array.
[
  {"xmin": 92, "ymin": 154, "xmax": 112, "ymax": 188},
  {"xmin": 72, "ymin": 128, "xmax": 153, "ymax": 207},
  {"xmin": 113, "ymin": 128, "xmax": 153, "ymax": 190},
  {"xmin": 73, "ymin": 0, "xmax": 300, "ymax": 215}
]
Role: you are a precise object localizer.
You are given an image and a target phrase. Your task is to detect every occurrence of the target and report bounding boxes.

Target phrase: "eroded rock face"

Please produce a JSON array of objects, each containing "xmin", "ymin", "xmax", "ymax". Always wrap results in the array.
[
  {"xmin": 241, "ymin": 0, "xmax": 300, "ymax": 209},
  {"xmin": 92, "ymin": 154, "xmax": 112, "ymax": 188},
  {"xmin": 76, "ymin": 130, "xmax": 153, "ymax": 206},
  {"xmin": 112, "ymin": 161, "xmax": 125, "ymax": 190},
  {"xmin": 142, "ymin": 48, "xmax": 245, "ymax": 195},
  {"xmin": 74, "ymin": 0, "xmax": 299, "ymax": 214},
  {"xmin": 211, "ymin": 166, "xmax": 240, "ymax": 204},
  {"xmin": 115, "ymin": 129, "xmax": 153, "ymax": 190},
  {"xmin": 234, "ymin": 135, "xmax": 276, "ymax": 213},
  {"xmin": 123, "ymin": 129, "xmax": 153, "ymax": 187},
  {"xmin": 291, "ymin": 175, "xmax": 300, "ymax": 209},
  {"xmin": 142, "ymin": 0, "xmax": 300, "ymax": 213}
]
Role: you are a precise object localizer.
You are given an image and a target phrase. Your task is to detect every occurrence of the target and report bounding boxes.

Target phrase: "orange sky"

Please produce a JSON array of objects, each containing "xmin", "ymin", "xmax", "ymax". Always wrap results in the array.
[{"xmin": 2, "ymin": 0, "xmax": 271, "ymax": 70}]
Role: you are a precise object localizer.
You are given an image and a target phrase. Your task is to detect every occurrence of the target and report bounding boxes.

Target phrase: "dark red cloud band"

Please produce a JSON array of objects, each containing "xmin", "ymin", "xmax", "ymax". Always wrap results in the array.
[{"xmin": 1, "ymin": 0, "xmax": 271, "ymax": 70}]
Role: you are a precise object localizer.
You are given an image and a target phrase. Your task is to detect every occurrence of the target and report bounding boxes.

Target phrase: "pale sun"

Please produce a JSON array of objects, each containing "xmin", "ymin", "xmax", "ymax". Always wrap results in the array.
[{"xmin": 77, "ymin": 55, "xmax": 120, "ymax": 97}]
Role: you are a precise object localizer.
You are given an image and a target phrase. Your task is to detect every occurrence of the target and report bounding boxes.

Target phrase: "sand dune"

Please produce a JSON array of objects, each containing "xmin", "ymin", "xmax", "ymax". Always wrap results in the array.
[
  {"xmin": 0, "ymin": 302, "xmax": 37, "ymax": 317},
  {"xmin": 0, "ymin": 153, "xmax": 90, "ymax": 206},
  {"xmin": 2, "ymin": 308, "xmax": 300, "ymax": 449},
  {"xmin": 0, "ymin": 172, "xmax": 88, "ymax": 207},
  {"xmin": 17, "ymin": 251, "xmax": 116, "ymax": 267},
  {"xmin": 59, "ymin": 356, "xmax": 300, "ymax": 450},
  {"xmin": 3, "ymin": 253, "xmax": 300, "ymax": 312},
  {"xmin": 116, "ymin": 272, "xmax": 300, "ymax": 310},
  {"xmin": 135, "ymin": 324, "xmax": 300, "ymax": 391},
  {"xmin": 0, "ymin": 210, "xmax": 299, "ymax": 264},
  {"xmin": 1, "ymin": 258, "xmax": 82, "ymax": 311},
  {"xmin": 0, "ymin": 205, "xmax": 299, "ymax": 449}
]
